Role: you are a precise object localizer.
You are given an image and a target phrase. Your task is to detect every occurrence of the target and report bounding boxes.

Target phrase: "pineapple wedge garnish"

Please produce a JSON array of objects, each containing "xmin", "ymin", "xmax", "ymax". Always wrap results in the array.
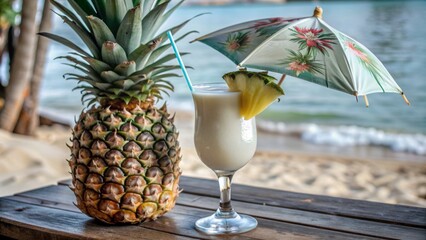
[{"xmin": 223, "ymin": 70, "xmax": 284, "ymax": 120}]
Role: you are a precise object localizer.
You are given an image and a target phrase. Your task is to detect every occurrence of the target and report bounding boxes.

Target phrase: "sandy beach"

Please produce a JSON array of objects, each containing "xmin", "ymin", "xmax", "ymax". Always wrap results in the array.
[{"xmin": 0, "ymin": 109, "xmax": 425, "ymax": 207}]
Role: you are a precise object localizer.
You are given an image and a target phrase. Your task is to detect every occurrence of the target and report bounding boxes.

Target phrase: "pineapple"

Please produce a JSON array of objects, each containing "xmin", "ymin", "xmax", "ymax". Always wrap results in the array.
[
  {"xmin": 41, "ymin": 0, "xmax": 198, "ymax": 224},
  {"xmin": 223, "ymin": 70, "xmax": 284, "ymax": 120}
]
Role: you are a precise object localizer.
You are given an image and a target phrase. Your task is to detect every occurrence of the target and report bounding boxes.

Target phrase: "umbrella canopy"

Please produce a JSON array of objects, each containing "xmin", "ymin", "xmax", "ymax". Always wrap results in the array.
[{"xmin": 193, "ymin": 7, "xmax": 409, "ymax": 105}]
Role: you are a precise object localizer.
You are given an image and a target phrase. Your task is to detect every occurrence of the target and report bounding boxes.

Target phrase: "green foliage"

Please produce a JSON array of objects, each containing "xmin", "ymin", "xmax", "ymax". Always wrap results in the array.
[
  {"xmin": 116, "ymin": 5, "xmax": 142, "ymax": 54},
  {"xmin": 42, "ymin": 0, "xmax": 201, "ymax": 106},
  {"xmin": 0, "ymin": 0, "xmax": 18, "ymax": 26}
]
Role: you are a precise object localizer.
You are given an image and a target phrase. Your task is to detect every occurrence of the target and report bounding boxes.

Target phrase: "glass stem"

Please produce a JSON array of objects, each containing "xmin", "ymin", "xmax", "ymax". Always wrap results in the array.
[{"xmin": 215, "ymin": 170, "xmax": 236, "ymax": 215}]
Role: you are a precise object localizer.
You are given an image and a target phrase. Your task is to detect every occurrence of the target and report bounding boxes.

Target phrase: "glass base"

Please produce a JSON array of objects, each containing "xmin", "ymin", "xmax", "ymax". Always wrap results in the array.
[{"xmin": 195, "ymin": 209, "xmax": 257, "ymax": 235}]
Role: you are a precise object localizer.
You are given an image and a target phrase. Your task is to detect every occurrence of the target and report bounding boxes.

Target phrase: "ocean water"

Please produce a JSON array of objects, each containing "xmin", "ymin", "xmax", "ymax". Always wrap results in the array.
[{"xmin": 39, "ymin": 1, "xmax": 426, "ymax": 155}]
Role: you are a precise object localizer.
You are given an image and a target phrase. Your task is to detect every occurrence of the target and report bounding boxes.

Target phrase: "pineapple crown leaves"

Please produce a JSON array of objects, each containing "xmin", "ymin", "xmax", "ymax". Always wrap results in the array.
[{"xmin": 41, "ymin": 0, "xmax": 202, "ymax": 106}]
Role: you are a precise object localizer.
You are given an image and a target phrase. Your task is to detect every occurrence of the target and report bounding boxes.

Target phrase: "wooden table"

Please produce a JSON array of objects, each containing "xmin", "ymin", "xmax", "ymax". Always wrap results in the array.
[{"xmin": 1, "ymin": 176, "xmax": 425, "ymax": 239}]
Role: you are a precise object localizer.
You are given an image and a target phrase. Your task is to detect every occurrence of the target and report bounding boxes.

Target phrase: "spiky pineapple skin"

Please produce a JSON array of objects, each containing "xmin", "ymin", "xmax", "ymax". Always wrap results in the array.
[{"xmin": 68, "ymin": 104, "xmax": 182, "ymax": 224}]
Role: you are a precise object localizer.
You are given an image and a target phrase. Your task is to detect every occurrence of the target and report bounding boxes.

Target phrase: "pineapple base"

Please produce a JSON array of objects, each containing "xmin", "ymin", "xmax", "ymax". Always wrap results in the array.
[{"xmin": 68, "ymin": 104, "xmax": 182, "ymax": 224}]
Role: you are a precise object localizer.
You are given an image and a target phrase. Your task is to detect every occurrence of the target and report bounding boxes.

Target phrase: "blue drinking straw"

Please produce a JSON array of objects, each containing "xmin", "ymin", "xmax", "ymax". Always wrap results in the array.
[{"xmin": 166, "ymin": 31, "xmax": 193, "ymax": 92}]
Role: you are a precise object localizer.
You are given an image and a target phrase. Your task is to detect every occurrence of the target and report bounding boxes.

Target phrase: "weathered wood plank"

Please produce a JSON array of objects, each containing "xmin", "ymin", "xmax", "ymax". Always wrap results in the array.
[
  {"xmin": 6, "ymin": 186, "xmax": 380, "ymax": 240},
  {"xmin": 3, "ymin": 196, "xmax": 378, "ymax": 240},
  {"xmin": 177, "ymin": 193, "xmax": 426, "ymax": 240},
  {"xmin": 58, "ymin": 177, "xmax": 426, "ymax": 229},
  {"xmin": 0, "ymin": 199, "xmax": 195, "ymax": 240},
  {"xmin": 172, "ymin": 176, "xmax": 426, "ymax": 227},
  {"xmin": 144, "ymin": 205, "xmax": 377, "ymax": 240},
  {"xmin": 23, "ymin": 184, "xmax": 425, "ymax": 240}
]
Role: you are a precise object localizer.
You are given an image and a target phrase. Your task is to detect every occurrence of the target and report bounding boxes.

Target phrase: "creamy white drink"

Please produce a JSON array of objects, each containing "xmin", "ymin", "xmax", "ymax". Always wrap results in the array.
[{"xmin": 192, "ymin": 84, "xmax": 257, "ymax": 171}]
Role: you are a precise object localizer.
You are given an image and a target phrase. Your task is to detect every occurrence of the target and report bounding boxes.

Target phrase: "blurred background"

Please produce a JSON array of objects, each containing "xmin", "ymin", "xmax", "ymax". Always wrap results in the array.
[
  {"xmin": 39, "ymin": 0, "xmax": 426, "ymax": 154},
  {"xmin": 0, "ymin": 0, "xmax": 425, "ymax": 205}
]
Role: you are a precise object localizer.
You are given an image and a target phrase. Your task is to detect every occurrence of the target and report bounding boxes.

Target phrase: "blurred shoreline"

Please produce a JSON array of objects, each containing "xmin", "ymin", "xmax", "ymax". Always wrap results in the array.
[
  {"xmin": 171, "ymin": 108, "xmax": 426, "ymax": 163},
  {"xmin": 41, "ymin": 2, "xmax": 426, "ymax": 138},
  {"xmin": 1, "ymin": 108, "xmax": 425, "ymax": 206},
  {"xmin": 39, "ymin": 106, "xmax": 426, "ymax": 160},
  {"xmin": 257, "ymin": 129, "xmax": 426, "ymax": 164}
]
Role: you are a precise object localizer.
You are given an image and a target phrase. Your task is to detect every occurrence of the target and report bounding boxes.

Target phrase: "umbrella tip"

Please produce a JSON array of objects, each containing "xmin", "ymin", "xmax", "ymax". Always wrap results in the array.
[
  {"xmin": 313, "ymin": 6, "xmax": 323, "ymax": 19},
  {"xmin": 363, "ymin": 95, "xmax": 369, "ymax": 108},
  {"xmin": 402, "ymin": 93, "xmax": 411, "ymax": 106}
]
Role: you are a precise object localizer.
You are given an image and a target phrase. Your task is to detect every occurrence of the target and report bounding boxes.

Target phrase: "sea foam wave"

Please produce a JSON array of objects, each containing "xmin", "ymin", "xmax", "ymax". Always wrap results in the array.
[
  {"xmin": 258, "ymin": 121, "xmax": 426, "ymax": 155},
  {"xmin": 40, "ymin": 102, "xmax": 426, "ymax": 156}
]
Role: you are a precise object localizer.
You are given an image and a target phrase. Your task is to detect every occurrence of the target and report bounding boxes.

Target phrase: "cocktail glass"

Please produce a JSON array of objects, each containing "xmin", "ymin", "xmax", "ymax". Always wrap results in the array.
[{"xmin": 192, "ymin": 82, "xmax": 258, "ymax": 234}]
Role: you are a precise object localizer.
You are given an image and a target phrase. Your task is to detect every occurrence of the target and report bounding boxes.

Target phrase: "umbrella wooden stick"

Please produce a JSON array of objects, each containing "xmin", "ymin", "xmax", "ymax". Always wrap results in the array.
[
  {"xmin": 401, "ymin": 93, "xmax": 410, "ymax": 105},
  {"xmin": 278, "ymin": 74, "xmax": 286, "ymax": 86},
  {"xmin": 363, "ymin": 95, "xmax": 369, "ymax": 108}
]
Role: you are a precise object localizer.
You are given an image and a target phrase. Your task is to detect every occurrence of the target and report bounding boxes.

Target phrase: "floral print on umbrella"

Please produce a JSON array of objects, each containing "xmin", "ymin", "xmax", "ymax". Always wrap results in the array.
[
  {"xmin": 346, "ymin": 41, "xmax": 369, "ymax": 63},
  {"xmin": 221, "ymin": 31, "xmax": 251, "ymax": 53},
  {"xmin": 340, "ymin": 33, "xmax": 385, "ymax": 92},
  {"xmin": 194, "ymin": 7, "xmax": 405, "ymax": 98},
  {"xmin": 281, "ymin": 26, "xmax": 335, "ymax": 78},
  {"xmin": 290, "ymin": 27, "xmax": 336, "ymax": 55},
  {"xmin": 282, "ymin": 50, "xmax": 323, "ymax": 76}
]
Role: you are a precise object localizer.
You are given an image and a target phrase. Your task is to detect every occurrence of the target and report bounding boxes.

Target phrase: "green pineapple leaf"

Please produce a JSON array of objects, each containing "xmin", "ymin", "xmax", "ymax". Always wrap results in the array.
[
  {"xmin": 68, "ymin": 0, "xmax": 93, "ymax": 32},
  {"xmin": 151, "ymin": 73, "xmax": 180, "ymax": 81},
  {"xmin": 51, "ymin": 0, "xmax": 88, "ymax": 32},
  {"xmin": 80, "ymin": 79, "xmax": 112, "ymax": 90},
  {"xmin": 72, "ymin": 0, "xmax": 97, "ymax": 16},
  {"xmin": 113, "ymin": 79, "xmax": 135, "ymax": 90},
  {"xmin": 85, "ymin": 57, "xmax": 111, "ymax": 73},
  {"xmin": 47, "ymin": 0, "xmax": 201, "ymax": 106},
  {"xmin": 114, "ymin": 61, "xmax": 136, "ymax": 76},
  {"xmin": 38, "ymin": 32, "xmax": 91, "ymax": 57},
  {"xmin": 117, "ymin": 5, "xmax": 142, "ymax": 54},
  {"xmin": 88, "ymin": 15, "xmax": 116, "ymax": 47},
  {"xmin": 125, "ymin": 90, "xmax": 143, "ymax": 98},
  {"xmin": 64, "ymin": 72, "xmax": 98, "ymax": 82},
  {"xmin": 146, "ymin": 30, "xmax": 198, "ymax": 66},
  {"xmin": 109, "ymin": 88, "xmax": 123, "ymax": 95},
  {"xmin": 151, "ymin": 65, "xmax": 192, "ymax": 76},
  {"xmin": 153, "ymin": 13, "xmax": 206, "ymax": 46},
  {"xmin": 153, "ymin": 80, "xmax": 174, "ymax": 92},
  {"xmin": 128, "ymin": 41, "xmax": 157, "ymax": 63},
  {"xmin": 155, "ymin": 83, "xmax": 173, "ymax": 93},
  {"xmin": 149, "ymin": 0, "xmax": 185, "ymax": 41},
  {"xmin": 101, "ymin": 41, "xmax": 127, "ymax": 67},
  {"xmin": 55, "ymin": 13, "xmax": 100, "ymax": 58},
  {"xmin": 143, "ymin": 53, "xmax": 189, "ymax": 75},
  {"xmin": 91, "ymin": 0, "xmax": 107, "ymax": 19},
  {"xmin": 132, "ymin": 0, "xmax": 141, "ymax": 6},
  {"xmin": 125, "ymin": 0, "xmax": 134, "ymax": 8},
  {"xmin": 141, "ymin": 0, "xmax": 170, "ymax": 44},
  {"xmin": 55, "ymin": 55, "xmax": 91, "ymax": 70},
  {"xmin": 85, "ymin": 98, "xmax": 98, "ymax": 107},
  {"xmin": 141, "ymin": 0, "xmax": 156, "ymax": 18},
  {"xmin": 101, "ymin": 70, "xmax": 125, "ymax": 83},
  {"xmin": 62, "ymin": 64, "xmax": 97, "ymax": 80},
  {"xmin": 105, "ymin": 0, "xmax": 129, "ymax": 34},
  {"xmin": 122, "ymin": 96, "xmax": 132, "ymax": 104}
]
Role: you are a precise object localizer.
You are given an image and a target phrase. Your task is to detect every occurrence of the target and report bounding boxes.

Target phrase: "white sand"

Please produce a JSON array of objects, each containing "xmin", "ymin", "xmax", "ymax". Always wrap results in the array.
[
  {"xmin": 0, "ymin": 125, "xmax": 70, "ymax": 195},
  {"xmin": 0, "ymin": 110, "xmax": 425, "ymax": 207}
]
